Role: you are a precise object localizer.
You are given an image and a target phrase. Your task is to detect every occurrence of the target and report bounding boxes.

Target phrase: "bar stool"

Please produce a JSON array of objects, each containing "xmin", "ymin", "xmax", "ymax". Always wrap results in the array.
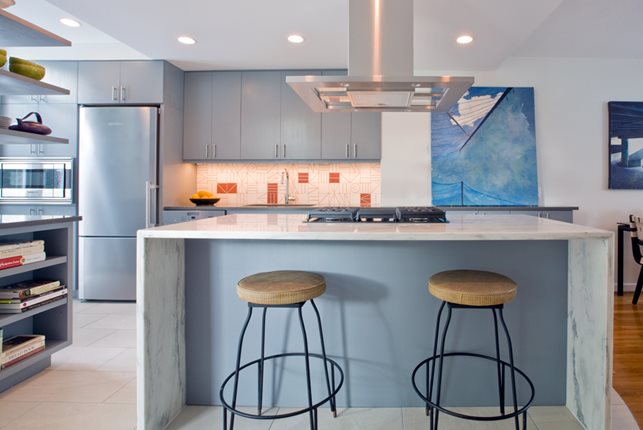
[
  {"xmin": 219, "ymin": 270, "xmax": 344, "ymax": 430},
  {"xmin": 412, "ymin": 269, "xmax": 535, "ymax": 429}
]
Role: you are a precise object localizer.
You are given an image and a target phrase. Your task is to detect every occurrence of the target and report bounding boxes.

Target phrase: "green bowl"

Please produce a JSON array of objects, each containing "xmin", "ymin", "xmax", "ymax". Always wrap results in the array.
[
  {"xmin": 9, "ymin": 56, "xmax": 39, "ymax": 67},
  {"xmin": 9, "ymin": 63, "xmax": 45, "ymax": 80}
]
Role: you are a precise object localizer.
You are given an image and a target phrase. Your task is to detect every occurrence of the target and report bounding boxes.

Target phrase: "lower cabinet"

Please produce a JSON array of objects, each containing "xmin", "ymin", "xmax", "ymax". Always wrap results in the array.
[
  {"xmin": 0, "ymin": 218, "xmax": 76, "ymax": 392},
  {"xmin": 162, "ymin": 209, "xmax": 226, "ymax": 225}
]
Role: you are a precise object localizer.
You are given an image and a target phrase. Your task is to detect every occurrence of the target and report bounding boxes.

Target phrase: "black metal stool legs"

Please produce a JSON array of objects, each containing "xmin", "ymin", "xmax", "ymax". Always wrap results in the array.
[
  {"xmin": 220, "ymin": 301, "xmax": 344, "ymax": 430},
  {"xmin": 431, "ymin": 303, "xmax": 453, "ymax": 430},
  {"xmin": 492, "ymin": 309, "xmax": 505, "ymax": 414},
  {"xmin": 311, "ymin": 299, "xmax": 338, "ymax": 418},
  {"xmin": 224, "ymin": 306, "xmax": 254, "ymax": 430},
  {"xmin": 297, "ymin": 305, "xmax": 317, "ymax": 430},
  {"xmin": 497, "ymin": 307, "xmax": 522, "ymax": 429},
  {"xmin": 412, "ymin": 302, "xmax": 535, "ymax": 430},
  {"xmin": 426, "ymin": 301, "xmax": 446, "ymax": 418},
  {"xmin": 257, "ymin": 307, "xmax": 267, "ymax": 416}
]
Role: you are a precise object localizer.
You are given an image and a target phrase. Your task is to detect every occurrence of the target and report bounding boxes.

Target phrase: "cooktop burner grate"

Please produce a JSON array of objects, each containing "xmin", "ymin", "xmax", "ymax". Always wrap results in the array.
[
  {"xmin": 305, "ymin": 207, "xmax": 448, "ymax": 223},
  {"xmin": 395, "ymin": 207, "xmax": 448, "ymax": 223},
  {"xmin": 306, "ymin": 207, "xmax": 358, "ymax": 223}
]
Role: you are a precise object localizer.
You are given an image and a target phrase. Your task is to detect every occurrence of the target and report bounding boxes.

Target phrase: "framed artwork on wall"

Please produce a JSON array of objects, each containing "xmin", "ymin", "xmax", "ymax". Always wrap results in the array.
[
  {"xmin": 608, "ymin": 101, "xmax": 643, "ymax": 189},
  {"xmin": 431, "ymin": 87, "xmax": 538, "ymax": 206}
]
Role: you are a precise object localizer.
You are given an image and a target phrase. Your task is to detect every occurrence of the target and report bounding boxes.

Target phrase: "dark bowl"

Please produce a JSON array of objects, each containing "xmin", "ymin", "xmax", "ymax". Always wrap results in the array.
[{"xmin": 189, "ymin": 197, "xmax": 220, "ymax": 206}]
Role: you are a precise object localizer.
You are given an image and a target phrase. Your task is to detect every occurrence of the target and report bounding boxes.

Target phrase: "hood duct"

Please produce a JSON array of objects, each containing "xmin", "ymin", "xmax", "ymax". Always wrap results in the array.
[{"xmin": 286, "ymin": 0, "xmax": 474, "ymax": 112}]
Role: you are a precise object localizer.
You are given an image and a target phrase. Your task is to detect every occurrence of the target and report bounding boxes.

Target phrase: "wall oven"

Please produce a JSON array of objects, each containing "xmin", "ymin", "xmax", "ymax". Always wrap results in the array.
[{"xmin": 0, "ymin": 158, "xmax": 73, "ymax": 204}]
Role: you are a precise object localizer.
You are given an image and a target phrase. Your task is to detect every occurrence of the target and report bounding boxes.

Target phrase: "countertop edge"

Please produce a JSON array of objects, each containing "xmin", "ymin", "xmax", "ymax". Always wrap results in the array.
[
  {"xmin": 0, "ymin": 215, "xmax": 82, "ymax": 230},
  {"xmin": 164, "ymin": 205, "xmax": 580, "ymax": 211}
]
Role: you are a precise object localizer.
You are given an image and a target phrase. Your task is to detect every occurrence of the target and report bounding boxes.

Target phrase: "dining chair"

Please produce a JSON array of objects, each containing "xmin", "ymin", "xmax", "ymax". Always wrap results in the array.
[{"xmin": 629, "ymin": 214, "xmax": 643, "ymax": 304}]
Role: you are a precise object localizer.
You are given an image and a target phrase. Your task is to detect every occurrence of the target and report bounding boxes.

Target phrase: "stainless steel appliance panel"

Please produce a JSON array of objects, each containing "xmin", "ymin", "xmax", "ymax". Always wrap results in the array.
[
  {"xmin": 0, "ymin": 159, "xmax": 73, "ymax": 203},
  {"xmin": 79, "ymin": 106, "xmax": 158, "ymax": 237},
  {"xmin": 79, "ymin": 236, "xmax": 136, "ymax": 301}
]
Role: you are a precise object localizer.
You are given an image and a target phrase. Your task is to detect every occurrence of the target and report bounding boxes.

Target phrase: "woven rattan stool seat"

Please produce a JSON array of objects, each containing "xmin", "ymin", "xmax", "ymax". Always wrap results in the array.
[
  {"xmin": 237, "ymin": 270, "xmax": 326, "ymax": 305},
  {"xmin": 429, "ymin": 270, "xmax": 517, "ymax": 306}
]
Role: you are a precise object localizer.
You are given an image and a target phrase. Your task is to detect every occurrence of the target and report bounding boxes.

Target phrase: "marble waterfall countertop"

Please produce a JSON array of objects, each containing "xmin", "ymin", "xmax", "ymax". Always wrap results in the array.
[
  {"xmin": 141, "ymin": 212, "xmax": 608, "ymax": 241},
  {"xmin": 137, "ymin": 213, "xmax": 613, "ymax": 430}
]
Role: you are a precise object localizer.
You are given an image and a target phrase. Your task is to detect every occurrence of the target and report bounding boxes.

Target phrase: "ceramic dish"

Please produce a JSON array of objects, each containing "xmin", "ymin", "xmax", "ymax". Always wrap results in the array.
[{"xmin": 189, "ymin": 197, "xmax": 221, "ymax": 206}]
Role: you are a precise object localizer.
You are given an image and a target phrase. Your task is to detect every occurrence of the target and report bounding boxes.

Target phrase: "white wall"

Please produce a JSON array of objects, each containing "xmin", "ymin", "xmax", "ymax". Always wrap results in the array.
[
  {"xmin": 381, "ymin": 113, "xmax": 430, "ymax": 206},
  {"xmin": 381, "ymin": 56, "xmax": 643, "ymax": 286}
]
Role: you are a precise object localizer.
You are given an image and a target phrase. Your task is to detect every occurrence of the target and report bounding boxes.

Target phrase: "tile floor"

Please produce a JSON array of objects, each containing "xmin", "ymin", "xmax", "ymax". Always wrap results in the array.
[{"xmin": 0, "ymin": 300, "xmax": 634, "ymax": 429}]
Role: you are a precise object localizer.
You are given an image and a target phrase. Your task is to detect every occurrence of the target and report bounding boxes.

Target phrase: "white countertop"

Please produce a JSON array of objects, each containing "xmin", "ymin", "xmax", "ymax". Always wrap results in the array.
[{"xmin": 139, "ymin": 213, "xmax": 610, "ymax": 241}]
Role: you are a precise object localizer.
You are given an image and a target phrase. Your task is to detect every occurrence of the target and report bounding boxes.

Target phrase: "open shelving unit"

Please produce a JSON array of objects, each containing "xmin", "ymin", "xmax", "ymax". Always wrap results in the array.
[
  {"xmin": 0, "ymin": 219, "xmax": 76, "ymax": 392},
  {"xmin": 0, "ymin": 128, "xmax": 68, "ymax": 145},
  {"xmin": 0, "ymin": 11, "xmax": 76, "ymax": 392},
  {"xmin": 0, "ymin": 9, "xmax": 71, "ymax": 144},
  {"xmin": 0, "ymin": 69, "xmax": 70, "ymax": 96},
  {"xmin": 0, "ymin": 9, "xmax": 71, "ymax": 47}
]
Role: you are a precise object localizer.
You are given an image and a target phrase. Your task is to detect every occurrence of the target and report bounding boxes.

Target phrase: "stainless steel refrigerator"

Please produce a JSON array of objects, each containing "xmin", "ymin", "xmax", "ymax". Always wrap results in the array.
[{"xmin": 78, "ymin": 106, "xmax": 159, "ymax": 300}]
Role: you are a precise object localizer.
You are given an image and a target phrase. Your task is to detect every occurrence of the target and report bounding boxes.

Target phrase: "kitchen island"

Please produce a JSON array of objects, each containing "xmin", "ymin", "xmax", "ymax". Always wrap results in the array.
[{"xmin": 137, "ymin": 213, "xmax": 613, "ymax": 430}]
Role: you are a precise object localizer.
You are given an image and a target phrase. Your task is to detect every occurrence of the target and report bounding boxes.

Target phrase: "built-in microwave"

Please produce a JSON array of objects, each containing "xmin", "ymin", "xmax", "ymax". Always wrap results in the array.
[{"xmin": 0, "ymin": 158, "xmax": 73, "ymax": 204}]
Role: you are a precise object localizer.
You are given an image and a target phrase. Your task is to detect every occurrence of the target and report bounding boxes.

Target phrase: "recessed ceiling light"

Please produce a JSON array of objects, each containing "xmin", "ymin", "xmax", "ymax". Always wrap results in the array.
[
  {"xmin": 59, "ymin": 18, "xmax": 81, "ymax": 28},
  {"xmin": 456, "ymin": 34, "xmax": 474, "ymax": 45},
  {"xmin": 287, "ymin": 34, "xmax": 305, "ymax": 44},
  {"xmin": 177, "ymin": 36, "xmax": 197, "ymax": 45}
]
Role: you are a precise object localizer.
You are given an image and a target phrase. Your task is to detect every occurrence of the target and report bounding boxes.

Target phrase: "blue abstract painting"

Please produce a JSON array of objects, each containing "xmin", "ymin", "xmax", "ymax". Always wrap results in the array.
[
  {"xmin": 608, "ymin": 101, "xmax": 643, "ymax": 189},
  {"xmin": 431, "ymin": 87, "xmax": 538, "ymax": 206}
]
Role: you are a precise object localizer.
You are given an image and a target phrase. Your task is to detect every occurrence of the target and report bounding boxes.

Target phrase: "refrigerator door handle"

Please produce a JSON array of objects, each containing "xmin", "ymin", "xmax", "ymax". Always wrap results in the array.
[{"xmin": 145, "ymin": 181, "xmax": 160, "ymax": 228}]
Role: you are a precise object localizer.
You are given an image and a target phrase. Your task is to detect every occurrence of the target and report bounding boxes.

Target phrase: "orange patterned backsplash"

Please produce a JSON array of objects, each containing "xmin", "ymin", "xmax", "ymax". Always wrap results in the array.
[{"xmin": 196, "ymin": 162, "xmax": 381, "ymax": 207}]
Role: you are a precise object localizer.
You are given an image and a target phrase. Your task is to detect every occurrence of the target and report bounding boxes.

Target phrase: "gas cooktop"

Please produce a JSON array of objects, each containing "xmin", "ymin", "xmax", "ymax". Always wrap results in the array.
[{"xmin": 306, "ymin": 207, "xmax": 447, "ymax": 223}]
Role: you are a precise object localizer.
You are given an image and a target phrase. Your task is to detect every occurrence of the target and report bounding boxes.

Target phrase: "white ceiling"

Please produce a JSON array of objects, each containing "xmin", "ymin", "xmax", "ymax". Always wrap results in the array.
[{"xmin": 6, "ymin": 0, "xmax": 643, "ymax": 71}]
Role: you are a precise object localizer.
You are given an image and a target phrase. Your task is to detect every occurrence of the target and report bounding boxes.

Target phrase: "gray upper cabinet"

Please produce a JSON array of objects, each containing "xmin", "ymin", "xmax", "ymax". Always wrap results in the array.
[
  {"xmin": 183, "ymin": 71, "xmax": 241, "ymax": 161},
  {"xmin": 321, "ymin": 70, "xmax": 352, "ymax": 159},
  {"xmin": 0, "ymin": 61, "xmax": 78, "ymax": 104},
  {"xmin": 320, "ymin": 69, "xmax": 381, "ymax": 160},
  {"xmin": 212, "ymin": 72, "xmax": 241, "ymax": 159},
  {"xmin": 280, "ymin": 70, "xmax": 321, "ymax": 159},
  {"xmin": 241, "ymin": 71, "xmax": 281, "ymax": 159},
  {"xmin": 183, "ymin": 72, "xmax": 212, "ymax": 160},
  {"xmin": 78, "ymin": 61, "xmax": 163, "ymax": 104},
  {"xmin": 183, "ymin": 69, "xmax": 381, "ymax": 161},
  {"xmin": 351, "ymin": 112, "xmax": 381, "ymax": 159}
]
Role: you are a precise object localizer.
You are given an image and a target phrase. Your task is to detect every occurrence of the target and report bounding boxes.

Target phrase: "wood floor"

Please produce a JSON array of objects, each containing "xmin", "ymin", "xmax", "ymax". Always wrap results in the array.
[{"xmin": 614, "ymin": 293, "xmax": 643, "ymax": 427}]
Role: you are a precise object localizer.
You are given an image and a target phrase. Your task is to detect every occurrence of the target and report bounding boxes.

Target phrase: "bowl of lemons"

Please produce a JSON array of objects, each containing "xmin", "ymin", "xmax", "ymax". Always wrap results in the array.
[{"xmin": 189, "ymin": 190, "xmax": 220, "ymax": 206}]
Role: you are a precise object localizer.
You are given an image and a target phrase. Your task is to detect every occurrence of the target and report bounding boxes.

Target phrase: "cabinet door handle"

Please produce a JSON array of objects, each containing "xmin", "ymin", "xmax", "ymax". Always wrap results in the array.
[
  {"xmin": 213, "ymin": 144, "xmax": 216, "ymax": 159},
  {"xmin": 346, "ymin": 144, "xmax": 350, "ymax": 159},
  {"xmin": 112, "ymin": 86, "xmax": 118, "ymax": 101},
  {"xmin": 38, "ymin": 144, "xmax": 45, "ymax": 154},
  {"xmin": 205, "ymin": 144, "xmax": 209, "ymax": 159},
  {"xmin": 120, "ymin": 86, "xmax": 127, "ymax": 101},
  {"xmin": 275, "ymin": 144, "xmax": 279, "ymax": 158},
  {"xmin": 37, "ymin": 208, "xmax": 44, "ymax": 215},
  {"xmin": 29, "ymin": 208, "xmax": 36, "ymax": 215},
  {"xmin": 353, "ymin": 144, "xmax": 358, "ymax": 158},
  {"xmin": 283, "ymin": 144, "xmax": 287, "ymax": 158},
  {"xmin": 30, "ymin": 144, "xmax": 37, "ymax": 155}
]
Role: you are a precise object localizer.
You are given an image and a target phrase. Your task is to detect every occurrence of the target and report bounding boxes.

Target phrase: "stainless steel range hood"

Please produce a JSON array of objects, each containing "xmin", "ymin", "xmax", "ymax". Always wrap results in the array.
[{"xmin": 286, "ymin": 0, "xmax": 474, "ymax": 113}]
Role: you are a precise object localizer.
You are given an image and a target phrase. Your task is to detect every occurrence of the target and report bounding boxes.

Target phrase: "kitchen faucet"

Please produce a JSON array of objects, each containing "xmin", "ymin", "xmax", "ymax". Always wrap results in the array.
[{"xmin": 281, "ymin": 169, "xmax": 295, "ymax": 205}]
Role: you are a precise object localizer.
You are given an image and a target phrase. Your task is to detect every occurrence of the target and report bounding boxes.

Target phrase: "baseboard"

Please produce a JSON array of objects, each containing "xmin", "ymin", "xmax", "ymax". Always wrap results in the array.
[{"xmin": 615, "ymin": 283, "xmax": 637, "ymax": 292}]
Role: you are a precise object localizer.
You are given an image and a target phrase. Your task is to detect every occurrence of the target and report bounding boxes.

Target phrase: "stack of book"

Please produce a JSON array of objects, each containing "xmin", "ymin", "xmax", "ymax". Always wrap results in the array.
[
  {"xmin": 0, "ymin": 240, "xmax": 46, "ymax": 270},
  {"xmin": 0, "ymin": 280, "xmax": 67, "ymax": 313},
  {"xmin": 0, "ymin": 334, "xmax": 45, "ymax": 369}
]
